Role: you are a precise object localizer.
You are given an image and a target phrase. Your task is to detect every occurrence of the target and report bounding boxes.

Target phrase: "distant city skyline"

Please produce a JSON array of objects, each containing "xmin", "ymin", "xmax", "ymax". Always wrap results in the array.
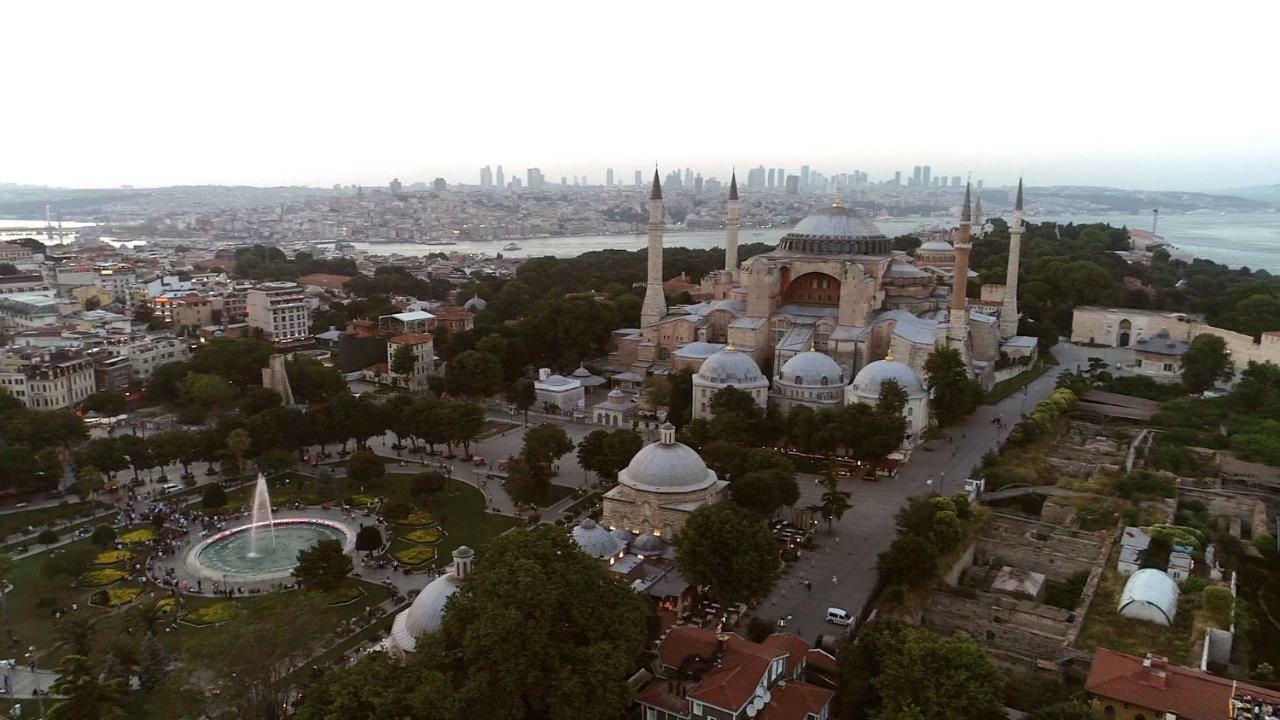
[{"xmin": 4, "ymin": 2, "xmax": 1277, "ymax": 192}]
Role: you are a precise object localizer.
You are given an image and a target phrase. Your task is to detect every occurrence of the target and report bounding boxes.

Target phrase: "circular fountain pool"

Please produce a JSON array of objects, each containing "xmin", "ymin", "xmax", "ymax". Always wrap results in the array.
[{"xmin": 187, "ymin": 518, "xmax": 356, "ymax": 584}]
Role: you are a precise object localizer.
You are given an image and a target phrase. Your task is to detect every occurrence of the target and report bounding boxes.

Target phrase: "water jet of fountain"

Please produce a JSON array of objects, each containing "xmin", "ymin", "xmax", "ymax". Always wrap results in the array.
[{"xmin": 247, "ymin": 473, "xmax": 277, "ymax": 558}]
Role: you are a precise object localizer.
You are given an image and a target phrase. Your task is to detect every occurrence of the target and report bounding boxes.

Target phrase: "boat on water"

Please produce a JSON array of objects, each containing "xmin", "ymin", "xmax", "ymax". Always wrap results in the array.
[
  {"xmin": 502, "ymin": 243, "xmax": 522, "ymax": 251},
  {"xmin": 421, "ymin": 240, "xmax": 457, "ymax": 246}
]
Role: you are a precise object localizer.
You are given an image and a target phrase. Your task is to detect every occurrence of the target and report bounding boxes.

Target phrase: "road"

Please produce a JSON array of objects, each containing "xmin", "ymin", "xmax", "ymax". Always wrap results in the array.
[{"xmin": 757, "ymin": 342, "xmax": 1090, "ymax": 642}]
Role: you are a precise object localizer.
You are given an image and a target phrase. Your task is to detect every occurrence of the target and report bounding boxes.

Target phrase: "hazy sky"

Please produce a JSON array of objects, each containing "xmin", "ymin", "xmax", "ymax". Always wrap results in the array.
[{"xmin": 6, "ymin": 0, "xmax": 1277, "ymax": 191}]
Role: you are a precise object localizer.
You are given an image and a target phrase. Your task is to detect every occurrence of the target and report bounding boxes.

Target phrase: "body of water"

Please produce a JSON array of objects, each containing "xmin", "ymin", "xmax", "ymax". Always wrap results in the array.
[{"xmin": 352, "ymin": 213, "xmax": 1280, "ymax": 272}]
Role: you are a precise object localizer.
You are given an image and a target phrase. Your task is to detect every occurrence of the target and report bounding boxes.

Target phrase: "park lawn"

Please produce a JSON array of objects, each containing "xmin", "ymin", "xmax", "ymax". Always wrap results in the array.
[
  {"xmin": 563, "ymin": 490, "xmax": 602, "ymax": 518},
  {"xmin": 381, "ymin": 482, "xmax": 520, "ymax": 570},
  {"xmin": 476, "ymin": 419, "xmax": 519, "ymax": 440},
  {"xmin": 533, "ymin": 483, "xmax": 576, "ymax": 509},
  {"xmin": 0, "ymin": 500, "xmax": 109, "ymax": 541},
  {"xmin": 6, "ymin": 537, "xmax": 136, "ymax": 666}
]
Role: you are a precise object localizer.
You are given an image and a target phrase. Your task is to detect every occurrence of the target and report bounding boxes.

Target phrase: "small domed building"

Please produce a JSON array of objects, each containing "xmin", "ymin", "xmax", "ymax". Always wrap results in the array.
[
  {"xmin": 770, "ymin": 350, "xmax": 845, "ymax": 413},
  {"xmin": 915, "ymin": 236, "xmax": 956, "ymax": 269},
  {"xmin": 846, "ymin": 352, "xmax": 931, "ymax": 449},
  {"xmin": 691, "ymin": 345, "xmax": 769, "ymax": 420},
  {"xmin": 570, "ymin": 518, "xmax": 625, "ymax": 560},
  {"xmin": 1118, "ymin": 568, "xmax": 1180, "ymax": 626},
  {"xmin": 533, "ymin": 368, "xmax": 584, "ymax": 414},
  {"xmin": 388, "ymin": 546, "xmax": 474, "ymax": 654},
  {"xmin": 600, "ymin": 423, "xmax": 727, "ymax": 540}
]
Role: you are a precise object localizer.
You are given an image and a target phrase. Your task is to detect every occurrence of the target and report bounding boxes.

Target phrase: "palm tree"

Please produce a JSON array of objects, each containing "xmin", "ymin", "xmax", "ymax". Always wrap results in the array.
[
  {"xmin": 226, "ymin": 429, "xmax": 252, "ymax": 479},
  {"xmin": 125, "ymin": 599, "xmax": 167, "ymax": 635},
  {"xmin": 53, "ymin": 615, "xmax": 99, "ymax": 657},
  {"xmin": 48, "ymin": 654, "xmax": 127, "ymax": 720}
]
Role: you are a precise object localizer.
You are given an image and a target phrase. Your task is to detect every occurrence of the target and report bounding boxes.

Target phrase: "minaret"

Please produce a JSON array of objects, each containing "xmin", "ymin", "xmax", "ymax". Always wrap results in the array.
[
  {"xmin": 972, "ymin": 194, "xmax": 984, "ymax": 238},
  {"xmin": 724, "ymin": 171, "xmax": 740, "ymax": 278},
  {"xmin": 946, "ymin": 182, "xmax": 973, "ymax": 355},
  {"xmin": 640, "ymin": 170, "xmax": 667, "ymax": 329},
  {"xmin": 999, "ymin": 178, "xmax": 1024, "ymax": 339}
]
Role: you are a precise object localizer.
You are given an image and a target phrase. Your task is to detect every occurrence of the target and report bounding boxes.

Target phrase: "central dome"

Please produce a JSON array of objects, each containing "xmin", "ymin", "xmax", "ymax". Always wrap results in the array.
[
  {"xmin": 778, "ymin": 202, "xmax": 889, "ymax": 255},
  {"xmin": 696, "ymin": 347, "xmax": 767, "ymax": 387},
  {"xmin": 619, "ymin": 424, "xmax": 717, "ymax": 493}
]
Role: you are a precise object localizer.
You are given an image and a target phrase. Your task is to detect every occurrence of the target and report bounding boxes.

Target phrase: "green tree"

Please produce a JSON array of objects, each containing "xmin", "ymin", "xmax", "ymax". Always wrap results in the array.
[
  {"xmin": 90, "ymin": 524, "xmax": 116, "ymax": 548},
  {"xmin": 410, "ymin": 471, "xmax": 448, "ymax": 498},
  {"xmin": 355, "ymin": 526, "xmax": 383, "ymax": 553},
  {"xmin": 877, "ymin": 535, "xmax": 938, "ymax": 586},
  {"xmin": 83, "ymin": 392, "xmax": 127, "ymax": 417},
  {"xmin": 292, "ymin": 538, "xmax": 353, "ymax": 591},
  {"xmin": 126, "ymin": 600, "xmax": 169, "ymax": 636},
  {"xmin": 872, "ymin": 627, "xmax": 1005, "ymax": 720},
  {"xmin": 1025, "ymin": 701, "xmax": 1101, "ymax": 720},
  {"xmin": 179, "ymin": 371, "xmax": 237, "ymax": 409},
  {"xmin": 924, "ymin": 347, "xmax": 982, "ymax": 425},
  {"xmin": 521, "ymin": 423, "xmax": 573, "ymax": 470},
  {"xmin": 297, "ymin": 652, "xmax": 451, "ymax": 720},
  {"xmin": 1181, "ymin": 334, "xmax": 1235, "ymax": 394},
  {"xmin": 186, "ymin": 594, "xmax": 333, "ymax": 720},
  {"xmin": 139, "ymin": 631, "xmax": 168, "ymax": 692},
  {"xmin": 729, "ymin": 468, "xmax": 799, "ymax": 517},
  {"xmin": 47, "ymin": 654, "xmax": 127, "ymax": 720},
  {"xmin": 426, "ymin": 526, "xmax": 651, "ymax": 719},
  {"xmin": 676, "ymin": 503, "xmax": 779, "ymax": 605},
  {"xmin": 239, "ymin": 386, "xmax": 283, "ymax": 415},
  {"xmin": 391, "ymin": 343, "xmax": 417, "ymax": 383},
  {"xmin": 505, "ymin": 455, "xmax": 550, "ymax": 506},
  {"xmin": 346, "ymin": 449, "xmax": 386, "ymax": 490},
  {"xmin": 201, "ymin": 483, "xmax": 228, "ymax": 510},
  {"xmin": 576, "ymin": 429, "xmax": 643, "ymax": 480},
  {"xmin": 444, "ymin": 350, "xmax": 503, "ymax": 398},
  {"xmin": 507, "ymin": 378, "xmax": 536, "ymax": 424},
  {"xmin": 808, "ymin": 473, "xmax": 852, "ymax": 532},
  {"xmin": 286, "ymin": 355, "xmax": 347, "ymax": 403},
  {"xmin": 54, "ymin": 614, "xmax": 99, "ymax": 656},
  {"xmin": 37, "ymin": 528, "xmax": 59, "ymax": 546},
  {"xmin": 225, "ymin": 428, "xmax": 252, "ymax": 477}
]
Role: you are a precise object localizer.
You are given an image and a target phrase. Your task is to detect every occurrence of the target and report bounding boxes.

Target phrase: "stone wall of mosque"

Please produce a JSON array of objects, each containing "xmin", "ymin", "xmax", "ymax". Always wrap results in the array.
[{"xmin": 600, "ymin": 483, "xmax": 727, "ymax": 538}]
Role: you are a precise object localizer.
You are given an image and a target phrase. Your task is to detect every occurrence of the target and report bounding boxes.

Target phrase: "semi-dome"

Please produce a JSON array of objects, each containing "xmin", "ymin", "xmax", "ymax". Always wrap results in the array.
[
  {"xmin": 571, "ymin": 518, "xmax": 624, "ymax": 559},
  {"xmin": 389, "ymin": 546, "xmax": 474, "ymax": 652},
  {"xmin": 919, "ymin": 239, "xmax": 955, "ymax": 252},
  {"xmin": 696, "ymin": 346, "xmax": 767, "ymax": 387},
  {"xmin": 777, "ymin": 201, "xmax": 890, "ymax": 255},
  {"xmin": 851, "ymin": 357, "xmax": 925, "ymax": 397},
  {"xmin": 618, "ymin": 424, "xmax": 717, "ymax": 493},
  {"xmin": 779, "ymin": 351, "xmax": 844, "ymax": 387},
  {"xmin": 1118, "ymin": 568, "xmax": 1179, "ymax": 626}
]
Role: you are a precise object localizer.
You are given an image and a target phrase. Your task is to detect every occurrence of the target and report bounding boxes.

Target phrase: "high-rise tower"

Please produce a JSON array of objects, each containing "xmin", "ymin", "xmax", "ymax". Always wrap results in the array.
[
  {"xmin": 724, "ymin": 171, "xmax": 740, "ymax": 278},
  {"xmin": 641, "ymin": 170, "xmax": 667, "ymax": 328},
  {"xmin": 1000, "ymin": 179, "xmax": 1024, "ymax": 339}
]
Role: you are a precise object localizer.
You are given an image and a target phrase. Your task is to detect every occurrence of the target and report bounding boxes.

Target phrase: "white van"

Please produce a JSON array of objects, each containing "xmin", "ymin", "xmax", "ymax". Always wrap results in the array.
[
  {"xmin": 159, "ymin": 483, "xmax": 181, "ymax": 493},
  {"xmin": 826, "ymin": 607, "xmax": 852, "ymax": 626}
]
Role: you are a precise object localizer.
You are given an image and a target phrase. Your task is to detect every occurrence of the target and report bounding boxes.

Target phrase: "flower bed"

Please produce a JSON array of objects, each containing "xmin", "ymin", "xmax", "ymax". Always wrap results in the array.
[
  {"xmin": 90, "ymin": 586, "xmax": 143, "ymax": 608},
  {"xmin": 350, "ymin": 495, "xmax": 377, "ymax": 508},
  {"xmin": 403, "ymin": 527, "xmax": 444, "ymax": 544},
  {"xmin": 183, "ymin": 602, "xmax": 237, "ymax": 627},
  {"xmin": 79, "ymin": 568, "xmax": 128, "ymax": 587},
  {"xmin": 157, "ymin": 598, "xmax": 179, "ymax": 614},
  {"xmin": 93, "ymin": 549, "xmax": 133, "ymax": 565},
  {"xmin": 119, "ymin": 528, "xmax": 156, "ymax": 544},
  {"xmin": 391, "ymin": 546, "xmax": 436, "ymax": 566},
  {"xmin": 400, "ymin": 510, "xmax": 435, "ymax": 527},
  {"xmin": 326, "ymin": 586, "xmax": 365, "ymax": 606}
]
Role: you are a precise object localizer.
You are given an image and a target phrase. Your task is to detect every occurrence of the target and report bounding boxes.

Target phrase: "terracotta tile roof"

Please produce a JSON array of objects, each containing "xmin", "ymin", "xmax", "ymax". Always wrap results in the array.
[
  {"xmin": 297, "ymin": 273, "xmax": 353, "ymax": 290},
  {"xmin": 688, "ymin": 657, "xmax": 767, "ymax": 712},
  {"xmin": 657, "ymin": 626, "xmax": 720, "ymax": 670},
  {"xmin": 388, "ymin": 333, "xmax": 433, "ymax": 345},
  {"xmin": 637, "ymin": 682, "xmax": 690, "ymax": 716},
  {"xmin": 762, "ymin": 633, "xmax": 811, "ymax": 675},
  {"xmin": 433, "ymin": 306, "xmax": 474, "ymax": 320},
  {"xmin": 758, "ymin": 681, "xmax": 834, "ymax": 720},
  {"xmin": 804, "ymin": 648, "xmax": 838, "ymax": 677},
  {"xmin": 1087, "ymin": 649, "xmax": 1278, "ymax": 720}
]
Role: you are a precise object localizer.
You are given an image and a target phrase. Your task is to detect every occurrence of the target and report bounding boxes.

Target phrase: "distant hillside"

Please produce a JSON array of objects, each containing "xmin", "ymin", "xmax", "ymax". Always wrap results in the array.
[
  {"xmin": 1032, "ymin": 185, "xmax": 1270, "ymax": 213},
  {"xmin": 1212, "ymin": 185, "xmax": 1280, "ymax": 206}
]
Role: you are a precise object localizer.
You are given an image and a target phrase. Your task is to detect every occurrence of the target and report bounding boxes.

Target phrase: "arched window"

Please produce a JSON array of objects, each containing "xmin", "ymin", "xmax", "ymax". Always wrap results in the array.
[
  {"xmin": 794, "ymin": 375, "xmax": 802, "ymax": 385},
  {"xmin": 821, "ymin": 377, "xmax": 829, "ymax": 386},
  {"xmin": 1102, "ymin": 707, "xmax": 1115, "ymax": 719}
]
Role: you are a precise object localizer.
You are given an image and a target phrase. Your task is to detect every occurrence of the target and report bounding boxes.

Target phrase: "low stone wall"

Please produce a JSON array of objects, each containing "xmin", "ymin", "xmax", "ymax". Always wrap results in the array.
[
  {"xmin": 922, "ymin": 588, "xmax": 1073, "ymax": 668},
  {"xmin": 976, "ymin": 513, "xmax": 1109, "ymax": 584}
]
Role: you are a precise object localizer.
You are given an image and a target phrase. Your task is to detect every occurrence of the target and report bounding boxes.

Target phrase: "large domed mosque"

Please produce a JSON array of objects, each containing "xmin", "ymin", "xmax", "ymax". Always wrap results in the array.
[{"xmin": 609, "ymin": 171, "xmax": 1039, "ymax": 396}]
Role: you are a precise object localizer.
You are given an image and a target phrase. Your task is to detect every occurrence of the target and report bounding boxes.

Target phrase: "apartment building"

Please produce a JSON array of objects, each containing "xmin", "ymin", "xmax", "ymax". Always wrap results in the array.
[
  {"xmin": 246, "ymin": 282, "xmax": 311, "ymax": 343},
  {"xmin": 386, "ymin": 333, "xmax": 435, "ymax": 391},
  {"xmin": 0, "ymin": 350, "xmax": 96, "ymax": 410}
]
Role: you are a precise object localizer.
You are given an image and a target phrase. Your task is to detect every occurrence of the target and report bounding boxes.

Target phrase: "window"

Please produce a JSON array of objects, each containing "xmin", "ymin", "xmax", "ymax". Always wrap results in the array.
[
  {"xmin": 691, "ymin": 701, "xmax": 703, "ymax": 716},
  {"xmin": 645, "ymin": 708, "xmax": 657, "ymax": 720}
]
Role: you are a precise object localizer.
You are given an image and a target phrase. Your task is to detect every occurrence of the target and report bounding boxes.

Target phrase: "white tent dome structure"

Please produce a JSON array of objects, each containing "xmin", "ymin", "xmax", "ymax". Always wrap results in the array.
[{"xmin": 1117, "ymin": 568, "xmax": 1179, "ymax": 626}]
